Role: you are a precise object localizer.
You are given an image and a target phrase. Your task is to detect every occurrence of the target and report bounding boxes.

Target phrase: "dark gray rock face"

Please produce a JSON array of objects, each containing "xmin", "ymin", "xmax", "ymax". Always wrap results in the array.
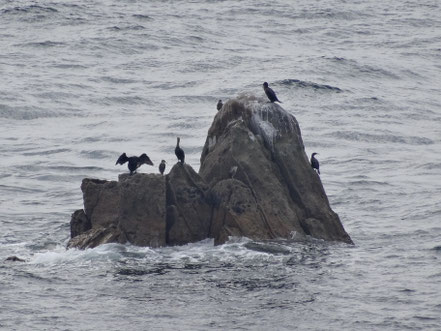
[
  {"xmin": 68, "ymin": 174, "xmax": 167, "ymax": 249},
  {"xmin": 68, "ymin": 94, "xmax": 352, "ymax": 249},
  {"xmin": 200, "ymin": 94, "xmax": 352, "ymax": 244},
  {"xmin": 70, "ymin": 209, "xmax": 91, "ymax": 239},
  {"xmin": 166, "ymin": 164, "xmax": 211, "ymax": 246},
  {"xmin": 118, "ymin": 174, "xmax": 166, "ymax": 247},
  {"xmin": 208, "ymin": 179, "xmax": 276, "ymax": 245}
]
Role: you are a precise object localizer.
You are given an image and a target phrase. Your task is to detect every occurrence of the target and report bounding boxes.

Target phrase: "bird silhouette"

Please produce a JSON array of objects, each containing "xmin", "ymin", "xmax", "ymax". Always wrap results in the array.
[
  {"xmin": 159, "ymin": 160, "xmax": 167, "ymax": 175},
  {"xmin": 263, "ymin": 82, "xmax": 282, "ymax": 103},
  {"xmin": 116, "ymin": 153, "xmax": 154, "ymax": 175},
  {"xmin": 310, "ymin": 152, "xmax": 320, "ymax": 175},
  {"xmin": 175, "ymin": 137, "xmax": 185, "ymax": 164}
]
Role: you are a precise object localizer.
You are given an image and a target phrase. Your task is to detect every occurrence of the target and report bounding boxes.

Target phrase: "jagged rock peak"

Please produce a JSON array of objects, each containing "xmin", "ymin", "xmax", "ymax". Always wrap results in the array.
[{"xmin": 202, "ymin": 93, "xmax": 303, "ymax": 160}]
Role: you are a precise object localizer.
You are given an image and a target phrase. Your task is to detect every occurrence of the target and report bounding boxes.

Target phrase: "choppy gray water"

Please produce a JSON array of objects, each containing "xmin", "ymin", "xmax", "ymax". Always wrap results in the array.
[{"xmin": 1, "ymin": 0, "xmax": 441, "ymax": 330}]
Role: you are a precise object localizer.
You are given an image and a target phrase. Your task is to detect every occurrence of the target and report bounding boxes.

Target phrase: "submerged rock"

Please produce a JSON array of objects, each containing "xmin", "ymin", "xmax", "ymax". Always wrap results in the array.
[
  {"xmin": 68, "ymin": 94, "xmax": 352, "ymax": 249},
  {"xmin": 66, "ymin": 226, "xmax": 124, "ymax": 250},
  {"xmin": 5, "ymin": 256, "xmax": 26, "ymax": 262}
]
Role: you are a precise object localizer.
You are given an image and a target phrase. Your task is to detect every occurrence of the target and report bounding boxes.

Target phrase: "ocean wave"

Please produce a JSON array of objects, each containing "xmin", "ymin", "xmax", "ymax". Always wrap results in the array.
[
  {"xmin": 18, "ymin": 41, "xmax": 65, "ymax": 48},
  {"xmin": 324, "ymin": 56, "xmax": 400, "ymax": 79},
  {"xmin": 0, "ymin": 184, "xmax": 45, "ymax": 194},
  {"xmin": 0, "ymin": 4, "xmax": 60, "ymax": 23},
  {"xmin": 414, "ymin": 162, "xmax": 441, "ymax": 170},
  {"xmin": 0, "ymin": 104, "xmax": 64, "ymax": 120},
  {"xmin": 93, "ymin": 95, "xmax": 146, "ymax": 106},
  {"xmin": 348, "ymin": 180, "xmax": 394, "ymax": 187},
  {"xmin": 132, "ymin": 14, "xmax": 153, "ymax": 21},
  {"xmin": 80, "ymin": 150, "xmax": 115, "ymax": 160},
  {"xmin": 330, "ymin": 131, "xmax": 433, "ymax": 145},
  {"xmin": 100, "ymin": 76, "xmax": 139, "ymax": 84},
  {"xmin": 106, "ymin": 25, "xmax": 146, "ymax": 32},
  {"xmin": 0, "ymin": 5, "xmax": 58, "ymax": 15},
  {"xmin": 29, "ymin": 243, "xmax": 129, "ymax": 265},
  {"xmin": 47, "ymin": 165, "xmax": 105, "ymax": 172},
  {"xmin": 23, "ymin": 148, "xmax": 71, "ymax": 156},
  {"xmin": 293, "ymin": 9, "xmax": 373, "ymax": 21},
  {"xmin": 13, "ymin": 164, "xmax": 105, "ymax": 173},
  {"xmin": 278, "ymin": 79, "xmax": 342, "ymax": 92}
]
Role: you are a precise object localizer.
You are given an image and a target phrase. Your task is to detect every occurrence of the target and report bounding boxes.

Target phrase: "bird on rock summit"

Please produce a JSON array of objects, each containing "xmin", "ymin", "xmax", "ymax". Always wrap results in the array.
[
  {"xmin": 116, "ymin": 153, "xmax": 154, "ymax": 175},
  {"xmin": 263, "ymin": 82, "xmax": 282, "ymax": 103},
  {"xmin": 159, "ymin": 160, "xmax": 166, "ymax": 175},
  {"xmin": 175, "ymin": 137, "xmax": 185, "ymax": 164},
  {"xmin": 217, "ymin": 99, "xmax": 223, "ymax": 111}
]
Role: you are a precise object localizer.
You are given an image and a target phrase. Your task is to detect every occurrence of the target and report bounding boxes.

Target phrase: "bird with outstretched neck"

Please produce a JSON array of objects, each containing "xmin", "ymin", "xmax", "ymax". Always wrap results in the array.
[
  {"xmin": 159, "ymin": 160, "xmax": 166, "ymax": 175},
  {"xmin": 116, "ymin": 153, "xmax": 154, "ymax": 175},
  {"xmin": 175, "ymin": 137, "xmax": 185, "ymax": 164},
  {"xmin": 310, "ymin": 152, "xmax": 320, "ymax": 175},
  {"xmin": 263, "ymin": 82, "xmax": 282, "ymax": 103}
]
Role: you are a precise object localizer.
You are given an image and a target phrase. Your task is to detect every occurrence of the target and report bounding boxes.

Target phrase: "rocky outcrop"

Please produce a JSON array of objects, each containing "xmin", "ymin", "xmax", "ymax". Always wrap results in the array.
[
  {"xmin": 68, "ymin": 174, "xmax": 167, "ymax": 249},
  {"xmin": 68, "ymin": 94, "xmax": 352, "ymax": 249},
  {"xmin": 200, "ymin": 94, "xmax": 352, "ymax": 244}
]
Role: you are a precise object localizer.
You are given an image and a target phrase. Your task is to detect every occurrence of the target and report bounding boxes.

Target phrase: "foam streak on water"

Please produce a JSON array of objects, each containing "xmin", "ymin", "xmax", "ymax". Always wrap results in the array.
[{"xmin": 1, "ymin": 0, "xmax": 441, "ymax": 330}]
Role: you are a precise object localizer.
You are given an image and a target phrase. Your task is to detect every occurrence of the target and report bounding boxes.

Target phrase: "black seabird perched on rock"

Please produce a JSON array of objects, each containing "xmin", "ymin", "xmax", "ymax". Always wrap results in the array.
[
  {"xmin": 217, "ymin": 99, "xmax": 223, "ymax": 111},
  {"xmin": 263, "ymin": 82, "xmax": 282, "ymax": 103},
  {"xmin": 115, "ymin": 153, "xmax": 154, "ymax": 175},
  {"xmin": 159, "ymin": 160, "xmax": 166, "ymax": 175},
  {"xmin": 175, "ymin": 137, "xmax": 185, "ymax": 163},
  {"xmin": 311, "ymin": 152, "xmax": 320, "ymax": 175}
]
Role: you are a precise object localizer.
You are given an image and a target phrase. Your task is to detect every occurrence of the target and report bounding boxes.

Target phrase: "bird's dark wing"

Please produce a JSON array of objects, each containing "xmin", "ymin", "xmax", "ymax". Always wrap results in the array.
[
  {"xmin": 265, "ymin": 87, "xmax": 281, "ymax": 103},
  {"xmin": 139, "ymin": 154, "xmax": 153, "ymax": 166},
  {"xmin": 116, "ymin": 153, "xmax": 127, "ymax": 165}
]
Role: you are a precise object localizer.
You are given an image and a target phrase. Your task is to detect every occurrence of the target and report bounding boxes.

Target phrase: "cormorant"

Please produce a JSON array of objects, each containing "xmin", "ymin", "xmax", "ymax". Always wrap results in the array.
[
  {"xmin": 217, "ymin": 99, "xmax": 223, "ymax": 111},
  {"xmin": 311, "ymin": 152, "xmax": 320, "ymax": 175},
  {"xmin": 175, "ymin": 137, "xmax": 185, "ymax": 163},
  {"xmin": 115, "ymin": 152, "xmax": 154, "ymax": 175},
  {"xmin": 263, "ymin": 82, "xmax": 282, "ymax": 103},
  {"xmin": 159, "ymin": 160, "xmax": 166, "ymax": 175}
]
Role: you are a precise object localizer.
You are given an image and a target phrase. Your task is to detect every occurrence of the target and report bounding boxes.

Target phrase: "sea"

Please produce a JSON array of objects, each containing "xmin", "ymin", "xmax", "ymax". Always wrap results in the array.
[{"xmin": 1, "ymin": 0, "xmax": 440, "ymax": 330}]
